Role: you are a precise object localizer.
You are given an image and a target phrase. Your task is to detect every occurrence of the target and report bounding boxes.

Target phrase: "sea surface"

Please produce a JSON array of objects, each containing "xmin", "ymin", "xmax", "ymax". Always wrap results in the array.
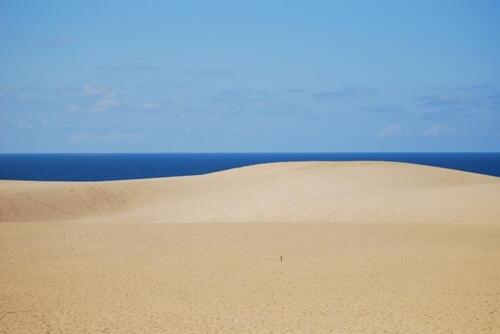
[{"xmin": 0, "ymin": 153, "xmax": 499, "ymax": 181}]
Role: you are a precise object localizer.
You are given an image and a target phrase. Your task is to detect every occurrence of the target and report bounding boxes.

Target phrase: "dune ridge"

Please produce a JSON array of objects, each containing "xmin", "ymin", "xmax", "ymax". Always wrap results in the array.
[{"xmin": 1, "ymin": 161, "xmax": 499, "ymax": 224}]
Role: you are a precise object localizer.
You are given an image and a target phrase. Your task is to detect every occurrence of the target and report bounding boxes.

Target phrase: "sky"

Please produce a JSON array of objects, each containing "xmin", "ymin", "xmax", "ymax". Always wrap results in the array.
[{"xmin": 1, "ymin": 0, "xmax": 499, "ymax": 153}]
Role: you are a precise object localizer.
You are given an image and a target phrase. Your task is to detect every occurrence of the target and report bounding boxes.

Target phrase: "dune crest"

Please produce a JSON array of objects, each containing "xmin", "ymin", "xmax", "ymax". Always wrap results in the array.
[{"xmin": 1, "ymin": 161, "xmax": 499, "ymax": 224}]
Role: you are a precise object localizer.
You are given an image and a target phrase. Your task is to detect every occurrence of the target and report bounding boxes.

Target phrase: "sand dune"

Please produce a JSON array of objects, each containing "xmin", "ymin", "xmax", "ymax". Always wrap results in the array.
[
  {"xmin": 1, "ymin": 161, "xmax": 500, "ymax": 224},
  {"xmin": 1, "ymin": 162, "xmax": 500, "ymax": 333}
]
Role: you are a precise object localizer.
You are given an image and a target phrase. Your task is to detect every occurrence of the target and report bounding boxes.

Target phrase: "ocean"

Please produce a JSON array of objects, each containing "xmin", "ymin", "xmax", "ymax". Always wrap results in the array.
[{"xmin": 0, "ymin": 153, "xmax": 499, "ymax": 181}]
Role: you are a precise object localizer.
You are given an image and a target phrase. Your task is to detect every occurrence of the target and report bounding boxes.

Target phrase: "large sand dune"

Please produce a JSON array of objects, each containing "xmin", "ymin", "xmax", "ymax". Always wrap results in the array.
[
  {"xmin": 1, "ymin": 162, "xmax": 500, "ymax": 333},
  {"xmin": 1, "ymin": 161, "xmax": 500, "ymax": 224}
]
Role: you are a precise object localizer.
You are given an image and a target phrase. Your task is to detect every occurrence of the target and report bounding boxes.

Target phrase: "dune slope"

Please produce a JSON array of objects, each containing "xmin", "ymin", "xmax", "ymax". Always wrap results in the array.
[{"xmin": 1, "ymin": 161, "xmax": 499, "ymax": 224}]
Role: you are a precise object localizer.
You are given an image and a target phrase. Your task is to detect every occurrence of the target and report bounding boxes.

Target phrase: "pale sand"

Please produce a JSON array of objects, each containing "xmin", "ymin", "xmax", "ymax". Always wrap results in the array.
[
  {"xmin": 1, "ymin": 162, "xmax": 500, "ymax": 333},
  {"xmin": 1, "ymin": 162, "xmax": 500, "ymax": 224}
]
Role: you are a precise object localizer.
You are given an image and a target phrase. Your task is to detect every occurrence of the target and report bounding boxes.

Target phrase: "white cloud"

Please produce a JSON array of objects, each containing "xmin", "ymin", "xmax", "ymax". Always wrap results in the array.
[
  {"xmin": 141, "ymin": 102, "xmax": 161, "ymax": 110},
  {"xmin": 95, "ymin": 63, "xmax": 161, "ymax": 72},
  {"xmin": 377, "ymin": 123, "xmax": 402, "ymax": 138},
  {"xmin": 185, "ymin": 69, "xmax": 232, "ymax": 78},
  {"xmin": 420, "ymin": 124, "xmax": 452, "ymax": 137},
  {"xmin": 95, "ymin": 97, "xmax": 121, "ymax": 111},
  {"xmin": 71, "ymin": 131, "xmax": 141, "ymax": 143},
  {"xmin": 313, "ymin": 87, "xmax": 377, "ymax": 100},
  {"xmin": 70, "ymin": 84, "xmax": 122, "ymax": 112},
  {"xmin": 67, "ymin": 104, "xmax": 80, "ymax": 112},
  {"xmin": 82, "ymin": 84, "xmax": 112, "ymax": 96},
  {"xmin": 71, "ymin": 131, "xmax": 89, "ymax": 143},
  {"xmin": 18, "ymin": 120, "xmax": 33, "ymax": 129}
]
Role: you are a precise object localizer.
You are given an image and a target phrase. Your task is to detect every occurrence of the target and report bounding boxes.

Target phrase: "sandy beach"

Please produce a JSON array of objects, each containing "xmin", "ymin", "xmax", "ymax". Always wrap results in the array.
[{"xmin": 1, "ymin": 162, "xmax": 500, "ymax": 333}]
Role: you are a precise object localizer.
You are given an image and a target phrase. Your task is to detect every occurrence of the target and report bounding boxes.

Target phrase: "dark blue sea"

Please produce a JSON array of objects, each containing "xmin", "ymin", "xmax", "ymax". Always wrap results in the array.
[{"xmin": 0, "ymin": 153, "xmax": 499, "ymax": 181}]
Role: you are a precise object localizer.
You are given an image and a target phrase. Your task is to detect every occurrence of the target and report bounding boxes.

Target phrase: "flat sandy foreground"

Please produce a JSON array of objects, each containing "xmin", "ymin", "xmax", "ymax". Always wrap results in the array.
[{"xmin": 1, "ymin": 162, "xmax": 500, "ymax": 333}]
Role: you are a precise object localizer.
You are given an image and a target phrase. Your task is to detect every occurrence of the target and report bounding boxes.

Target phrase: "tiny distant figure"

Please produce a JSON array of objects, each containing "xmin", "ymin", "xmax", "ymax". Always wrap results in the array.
[{"xmin": 280, "ymin": 255, "xmax": 283, "ymax": 262}]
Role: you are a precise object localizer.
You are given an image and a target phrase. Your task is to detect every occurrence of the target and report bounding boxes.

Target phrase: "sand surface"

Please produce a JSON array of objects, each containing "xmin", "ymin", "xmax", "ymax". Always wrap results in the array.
[
  {"xmin": 1, "ymin": 161, "xmax": 500, "ymax": 224},
  {"xmin": 1, "ymin": 162, "xmax": 500, "ymax": 333}
]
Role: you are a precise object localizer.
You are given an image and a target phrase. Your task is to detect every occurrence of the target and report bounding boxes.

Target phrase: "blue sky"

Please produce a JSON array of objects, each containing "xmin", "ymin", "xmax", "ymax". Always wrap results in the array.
[{"xmin": 1, "ymin": 0, "xmax": 499, "ymax": 152}]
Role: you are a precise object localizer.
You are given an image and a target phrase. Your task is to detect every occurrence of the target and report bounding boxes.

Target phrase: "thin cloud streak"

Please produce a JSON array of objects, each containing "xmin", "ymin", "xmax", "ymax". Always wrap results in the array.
[
  {"xmin": 94, "ymin": 63, "xmax": 162, "ymax": 73},
  {"xmin": 377, "ymin": 123, "xmax": 402, "ymax": 139},
  {"xmin": 312, "ymin": 87, "xmax": 377, "ymax": 100}
]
